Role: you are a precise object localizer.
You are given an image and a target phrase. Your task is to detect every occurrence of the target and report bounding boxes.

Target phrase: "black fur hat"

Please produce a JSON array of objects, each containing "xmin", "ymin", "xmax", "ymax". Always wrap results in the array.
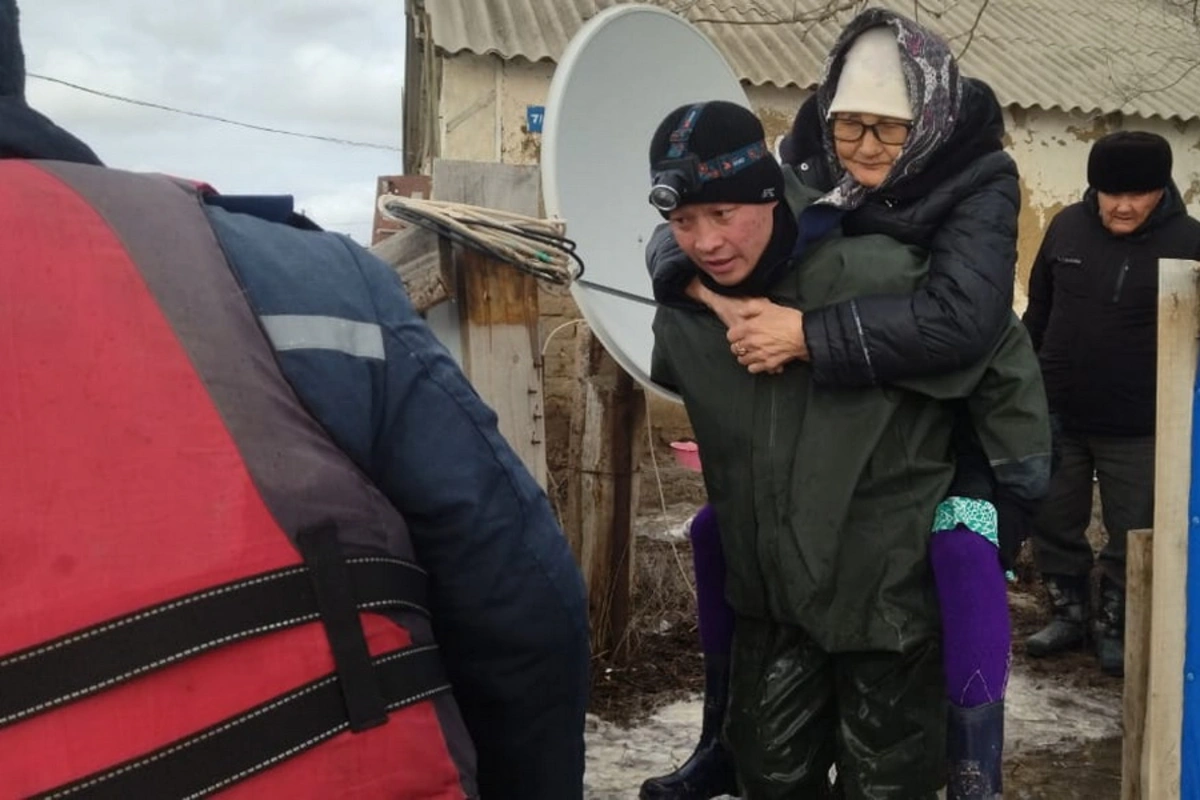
[
  {"xmin": 0, "ymin": 0, "xmax": 23, "ymax": 100},
  {"xmin": 648, "ymin": 100, "xmax": 783, "ymax": 212},
  {"xmin": 1087, "ymin": 131, "xmax": 1173, "ymax": 194}
]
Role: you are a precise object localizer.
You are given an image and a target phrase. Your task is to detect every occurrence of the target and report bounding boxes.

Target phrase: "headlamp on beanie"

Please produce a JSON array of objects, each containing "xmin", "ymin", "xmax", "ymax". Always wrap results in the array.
[
  {"xmin": 1087, "ymin": 131, "xmax": 1173, "ymax": 195},
  {"xmin": 648, "ymin": 144, "xmax": 772, "ymax": 212},
  {"xmin": 648, "ymin": 154, "xmax": 703, "ymax": 213},
  {"xmin": 648, "ymin": 102, "xmax": 782, "ymax": 214}
]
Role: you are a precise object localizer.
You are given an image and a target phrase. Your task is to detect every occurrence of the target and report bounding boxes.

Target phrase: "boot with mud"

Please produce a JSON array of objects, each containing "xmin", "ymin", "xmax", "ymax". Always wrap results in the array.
[
  {"xmin": 1095, "ymin": 577, "xmax": 1125, "ymax": 677},
  {"xmin": 639, "ymin": 654, "xmax": 739, "ymax": 800},
  {"xmin": 1026, "ymin": 574, "xmax": 1088, "ymax": 657}
]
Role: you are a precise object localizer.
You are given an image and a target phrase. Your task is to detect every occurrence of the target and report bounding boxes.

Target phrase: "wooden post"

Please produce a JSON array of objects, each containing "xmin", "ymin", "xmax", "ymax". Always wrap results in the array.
[
  {"xmin": 1142, "ymin": 258, "xmax": 1200, "ymax": 800},
  {"xmin": 566, "ymin": 327, "xmax": 644, "ymax": 659},
  {"xmin": 430, "ymin": 160, "xmax": 548, "ymax": 489},
  {"xmin": 1123, "ymin": 528, "xmax": 1154, "ymax": 800}
]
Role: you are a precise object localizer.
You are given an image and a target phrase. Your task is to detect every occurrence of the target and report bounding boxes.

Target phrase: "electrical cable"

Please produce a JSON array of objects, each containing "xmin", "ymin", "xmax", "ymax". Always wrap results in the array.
[
  {"xmin": 377, "ymin": 195, "xmax": 585, "ymax": 286},
  {"xmin": 28, "ymin": 73, "xmax": 402, "ymax": 152},
  {"xmin": 541, "ymin": 318, "xmax": 586, "ymax": 358}
]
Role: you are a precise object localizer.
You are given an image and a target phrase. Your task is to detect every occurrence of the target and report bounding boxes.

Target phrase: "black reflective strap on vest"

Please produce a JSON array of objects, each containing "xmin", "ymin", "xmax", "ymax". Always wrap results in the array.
[
  {"xmin": 0, "ymin": 555, "xmax": 428, "ymax": 731},
  {"xmin": 34, "ymin": 644, "xmax": 451, "ymax": 800},
  {"xmin": 297, "ymin": 526, "xmax": 388, "ymax": 732}
]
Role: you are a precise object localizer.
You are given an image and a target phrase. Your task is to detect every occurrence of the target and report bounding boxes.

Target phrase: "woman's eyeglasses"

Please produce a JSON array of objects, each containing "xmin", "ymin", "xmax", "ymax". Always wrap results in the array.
[{"xmin": 830, "ymin": 117, "xmax": 912, "ymax": 145}]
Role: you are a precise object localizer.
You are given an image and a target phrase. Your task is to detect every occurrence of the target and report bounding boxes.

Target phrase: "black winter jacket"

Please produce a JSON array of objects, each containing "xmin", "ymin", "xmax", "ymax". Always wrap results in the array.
[
  {"xmin": 1023, "ymin": 186, "xmax": 1200, "ymax": 436},
  {"xmin": 649, "ymin": 79, "xmax": 1020, "ymax": 388},
  {"xmin": 0, "ymin": 96, "xmax": 100, "ymax": 164}
]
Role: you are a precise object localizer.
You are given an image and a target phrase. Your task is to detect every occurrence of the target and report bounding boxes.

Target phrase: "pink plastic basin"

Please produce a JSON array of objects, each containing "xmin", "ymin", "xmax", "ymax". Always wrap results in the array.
[{"xmin": 669, "ymin": 440, "xmax": 703, "ymax": 472}]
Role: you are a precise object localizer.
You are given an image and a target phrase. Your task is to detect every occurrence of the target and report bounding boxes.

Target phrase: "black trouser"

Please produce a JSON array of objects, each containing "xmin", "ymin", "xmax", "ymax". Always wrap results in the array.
[
  {"xmin": 725, "ymin": 616, "xmax": 946, "ymax": 800},
  {"xmin": 1032, "ymin": 431, "xmax": 1154, "ymax": 587}
]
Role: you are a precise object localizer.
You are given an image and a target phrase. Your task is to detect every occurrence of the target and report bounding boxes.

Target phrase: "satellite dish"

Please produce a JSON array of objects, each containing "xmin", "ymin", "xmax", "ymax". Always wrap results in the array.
[{"xmin": 542, "ymin": 4, "xmax": 749, "ymax": 401}]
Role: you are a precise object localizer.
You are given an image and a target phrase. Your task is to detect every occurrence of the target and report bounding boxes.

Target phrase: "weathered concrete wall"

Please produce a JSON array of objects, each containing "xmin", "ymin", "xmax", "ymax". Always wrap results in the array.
[
  {"xmin": 438, "ymin": 53, "xmax": 554, "ymax": 166},
  {"xmin": 433, "ymin": 52, "xmax": 1200, "ymax": 502},
  {"xmin": 438, "ymin": 53, "xmax": 500, "ymax": 163},
  {"xmin": 745, "ymin": 83, "xmax": 807, "ymax": 148}
]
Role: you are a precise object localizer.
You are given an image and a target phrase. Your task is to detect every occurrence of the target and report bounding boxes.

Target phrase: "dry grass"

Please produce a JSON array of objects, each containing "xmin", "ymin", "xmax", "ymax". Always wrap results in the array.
[
  {"xmin": 627, "ymin": 536, "xmax": 699, "ymax": 641},
  {"xmin": 590, "ymin": 532, "xmax": 707, "ymax": 726}
]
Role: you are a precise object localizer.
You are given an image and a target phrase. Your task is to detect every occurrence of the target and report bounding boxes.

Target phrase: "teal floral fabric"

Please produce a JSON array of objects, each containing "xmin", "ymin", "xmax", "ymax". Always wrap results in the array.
[{"xmin": 932, "ymin": 496, "xmax": 998, "ymax": 547}]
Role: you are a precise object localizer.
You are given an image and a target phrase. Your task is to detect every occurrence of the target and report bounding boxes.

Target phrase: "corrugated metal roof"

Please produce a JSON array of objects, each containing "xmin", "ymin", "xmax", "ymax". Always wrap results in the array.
[{"xmin": 423, "ymin": 0, "xmax": 1200, "ymax": 121}]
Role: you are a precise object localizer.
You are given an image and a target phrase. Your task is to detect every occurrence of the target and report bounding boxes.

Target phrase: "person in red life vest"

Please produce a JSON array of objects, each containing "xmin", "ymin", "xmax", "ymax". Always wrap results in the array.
[{"xmin": 0, "ymin": 3, "xmax": 588, "ymax": 798}]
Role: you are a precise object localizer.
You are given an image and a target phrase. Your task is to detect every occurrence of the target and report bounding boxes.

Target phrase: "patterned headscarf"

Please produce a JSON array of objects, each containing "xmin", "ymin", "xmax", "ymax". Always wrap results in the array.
[{"xmin": 815, "ymin": 8, "xmax": 962, "ymax": 210}]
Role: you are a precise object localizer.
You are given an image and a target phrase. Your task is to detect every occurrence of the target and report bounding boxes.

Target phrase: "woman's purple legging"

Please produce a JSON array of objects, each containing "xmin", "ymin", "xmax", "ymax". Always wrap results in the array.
[{"xmin": 689, "ymin": 505, "xmax": 1010, "ymax": 708}]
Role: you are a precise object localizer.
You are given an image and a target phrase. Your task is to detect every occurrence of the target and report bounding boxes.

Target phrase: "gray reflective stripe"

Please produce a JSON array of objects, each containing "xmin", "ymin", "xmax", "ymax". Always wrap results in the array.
[{"xmin": 260, "ymin": 315, "xmax": 385, "ymax": 360}]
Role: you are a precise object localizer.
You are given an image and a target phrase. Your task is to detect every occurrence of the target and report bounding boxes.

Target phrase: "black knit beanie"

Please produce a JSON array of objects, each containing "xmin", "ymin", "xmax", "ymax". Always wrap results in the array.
[
  {"xmin": 1087, "ymin": 131, "xmax": 1172, "ymax": 194},
  {"xmin": 0, "ymin": 0, "xmax": 24, "ymax": 100},
  {"xmin": 648, "ymin": 100, "xmax": 784, "ymax": 213}
]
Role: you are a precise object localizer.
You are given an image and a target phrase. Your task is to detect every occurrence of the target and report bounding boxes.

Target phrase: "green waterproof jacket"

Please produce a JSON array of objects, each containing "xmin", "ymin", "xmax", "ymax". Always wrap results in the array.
[{"xmin": 651, "ymin": 172, "xmax": 1049, "ymax": 653}]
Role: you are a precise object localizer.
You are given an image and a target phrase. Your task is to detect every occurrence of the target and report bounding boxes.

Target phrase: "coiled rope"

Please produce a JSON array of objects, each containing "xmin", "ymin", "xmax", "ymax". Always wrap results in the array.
[{"xmin": 377, "ymin": 195, "xmax": 585, "ymax": 286}]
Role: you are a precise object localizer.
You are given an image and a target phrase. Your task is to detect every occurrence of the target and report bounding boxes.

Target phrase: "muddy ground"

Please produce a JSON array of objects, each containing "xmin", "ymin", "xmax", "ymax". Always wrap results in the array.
[{"xmin": 582, "ymin": 447, "xmax": 1124, "ymax": 799}]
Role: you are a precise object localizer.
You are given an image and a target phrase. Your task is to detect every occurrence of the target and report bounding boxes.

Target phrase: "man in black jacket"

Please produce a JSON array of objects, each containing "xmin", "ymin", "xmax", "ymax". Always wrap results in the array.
[{"xmin": 1023, "ymin": 131, "xmax": 1200, "ymax": 676}]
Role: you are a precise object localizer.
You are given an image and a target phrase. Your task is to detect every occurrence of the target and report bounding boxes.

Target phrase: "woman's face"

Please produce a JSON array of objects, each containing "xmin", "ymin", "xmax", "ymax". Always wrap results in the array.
[{"xmin": 831, "ymin": 113, "xmax": 910, "ymax": 188}]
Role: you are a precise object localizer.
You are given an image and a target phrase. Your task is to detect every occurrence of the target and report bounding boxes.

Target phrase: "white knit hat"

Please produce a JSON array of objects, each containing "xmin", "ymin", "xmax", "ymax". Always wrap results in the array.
[{"xmin": 827, "ymin": 26, "xmax": 913, "ymax": 121}]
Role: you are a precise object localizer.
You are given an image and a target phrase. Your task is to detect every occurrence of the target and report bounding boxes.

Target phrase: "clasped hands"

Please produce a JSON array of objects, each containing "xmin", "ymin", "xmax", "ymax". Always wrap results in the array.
[{"xmin": 685, "ymin": 278, "xmax": 809, "ymax": 374}]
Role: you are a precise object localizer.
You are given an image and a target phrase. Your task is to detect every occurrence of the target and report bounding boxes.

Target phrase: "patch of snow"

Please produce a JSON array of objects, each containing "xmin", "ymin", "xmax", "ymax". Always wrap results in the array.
[{"xmin": 633, "ymin": 504, "xmax": 696, "ymax": 543}]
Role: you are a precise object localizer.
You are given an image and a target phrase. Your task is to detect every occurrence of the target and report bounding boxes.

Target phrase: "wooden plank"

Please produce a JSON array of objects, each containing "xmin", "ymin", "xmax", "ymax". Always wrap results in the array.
[
  {"xmin": 368, "ymin": 224, "xmax": 454, "ymax": 313},
  {"xmin": 431, "ymin": 159, "xmax": 547, "ymax": 488},
  {"xmin": 1123, "ymin": 528, "xmax": 1153, "ymax": 800},
  {"xmin": 1143, "ymin": 258, "xmax": 1200, "ymax": 800},
  {"xmin": 565, "ymin": 328, "xmax": 644, "ymax": 658}
]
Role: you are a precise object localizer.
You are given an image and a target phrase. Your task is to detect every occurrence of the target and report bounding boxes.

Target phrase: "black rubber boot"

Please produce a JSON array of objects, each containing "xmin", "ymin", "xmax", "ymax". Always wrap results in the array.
[
  {"xmin": 1095, "ymin": 577, "xmax": 1125, "ymax": 677},
  {"xmin": 946, "ymin": 701, "xmax": 1004, "ymax": 799},
  {"xmin": 1026, "ymin": 574, "xmax": 1088, "ymax": 657},
  {"xmin": 818, "ymin": 774, "xmax": 844, "ymax": 798},
  {"xmin": 639, "ymin": 654, "xmax": 739, "ymax": 800}
]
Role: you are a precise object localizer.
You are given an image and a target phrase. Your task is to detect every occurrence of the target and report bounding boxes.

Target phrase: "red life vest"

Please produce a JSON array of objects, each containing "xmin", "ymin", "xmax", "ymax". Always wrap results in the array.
[{"xmin": 0, "ymin": 160, "xmax": 474, "ymax": 798}]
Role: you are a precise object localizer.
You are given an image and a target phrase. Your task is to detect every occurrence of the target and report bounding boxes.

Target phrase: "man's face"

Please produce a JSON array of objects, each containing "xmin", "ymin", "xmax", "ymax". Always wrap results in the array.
[
  {"xmin": 667, "ymin": 201, "xmax": 778, "ymax": 286},
  {"xmin": 1097, "ymin": 189, "xmax": 1164, "ymax": 236}
]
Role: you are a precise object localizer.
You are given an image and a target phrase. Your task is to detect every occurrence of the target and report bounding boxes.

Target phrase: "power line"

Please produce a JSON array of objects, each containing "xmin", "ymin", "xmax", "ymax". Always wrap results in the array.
[{"xmin": 28, "ymin": 73, "xmax": 402, "ymax": 153}]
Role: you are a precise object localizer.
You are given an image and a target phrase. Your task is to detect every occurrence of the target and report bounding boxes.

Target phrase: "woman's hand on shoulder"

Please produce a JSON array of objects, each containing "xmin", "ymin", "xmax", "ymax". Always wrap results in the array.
[
  {"xmin": 684, "ymin": 277, "xmax": 808, "ymax": 373},
  {"xmin": 727, "ymin": 303, "xmax": 809, "ymax": 374}
]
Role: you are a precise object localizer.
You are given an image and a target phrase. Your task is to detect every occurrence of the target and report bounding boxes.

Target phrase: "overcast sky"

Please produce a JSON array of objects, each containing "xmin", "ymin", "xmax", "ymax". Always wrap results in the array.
[{"xmin": 20, "ymin": 1, "xmax": 405, "ymax": 244}]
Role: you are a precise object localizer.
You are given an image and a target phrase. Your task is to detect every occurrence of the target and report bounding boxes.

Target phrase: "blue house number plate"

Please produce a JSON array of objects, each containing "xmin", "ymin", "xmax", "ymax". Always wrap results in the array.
[{"xmin": 527, "ymin": 106, "xmax": 545, "ymax": 134}]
